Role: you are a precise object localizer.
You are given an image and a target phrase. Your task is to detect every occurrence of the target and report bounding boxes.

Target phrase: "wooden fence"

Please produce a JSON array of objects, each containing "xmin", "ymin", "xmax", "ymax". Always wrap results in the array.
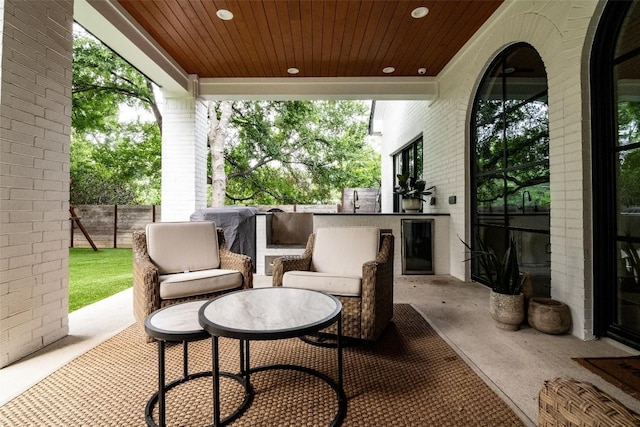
[
  {"xmin": 70, "ymin": 205, "xmax": 160, "ymax": 249},
  {"xmin": 69, "ymin": 203, "xmax": 342, "ymax": 249},
  {"xmin": 70, "ymin": 193, "xmax": 379, "ymax": 249}
]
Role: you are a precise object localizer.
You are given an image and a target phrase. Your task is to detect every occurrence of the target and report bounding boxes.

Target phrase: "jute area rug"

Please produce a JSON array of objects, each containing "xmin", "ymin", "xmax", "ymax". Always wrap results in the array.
[
  {"xmin": 0, "ymin": 304, "xmax": 524, "ymax": 426},
  {"xmin": 573, "ymin": 356, "xmax": 640, "ymax": 399}
]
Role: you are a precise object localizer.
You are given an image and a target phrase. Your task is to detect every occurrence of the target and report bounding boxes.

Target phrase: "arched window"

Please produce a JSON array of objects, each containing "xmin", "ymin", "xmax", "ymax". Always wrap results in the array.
[
  {"xmin": 470, "ymin": 44, "xmax": 550, "ymax": 292},
  {"xmin": 592, "ymin": 1, "xmax": 640, "ymax": 349}
]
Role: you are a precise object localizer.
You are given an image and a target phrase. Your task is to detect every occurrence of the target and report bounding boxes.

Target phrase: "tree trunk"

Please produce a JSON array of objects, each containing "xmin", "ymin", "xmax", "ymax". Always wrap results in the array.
[
  {"xmin": 146, "ymin": 79, "xmax": 163, "ymax": 136},
  {"xmin": 208, "ymin": 101, "xmax": 232, "ymax": 207}
]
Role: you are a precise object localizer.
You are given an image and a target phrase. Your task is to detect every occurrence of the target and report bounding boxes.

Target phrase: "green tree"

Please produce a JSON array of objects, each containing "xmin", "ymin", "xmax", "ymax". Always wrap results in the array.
[
  {"xmin": 70, "ymin": 122, "xmax": 161, "ymax": 204},
  {"xmin": 71, "ymin": 27, "xmax": 161, "ymax": 204},
  {"xmin": 618, "ymin": 100, "xmax": 640, "ymax": 207},
  {"xmin": 474, "ymin": 98, "xmax": 549, "ymax": 209},
  {"xmin": 73, "ymin": 29, "xmax": 161, "ymax": 135},
  {"xmin": 218, "ymin": 100, "xmax": 380, "ymax": 205},
  {"xmin": 72, "ymin": 28, "xmax": 379, "ymax": 207}
]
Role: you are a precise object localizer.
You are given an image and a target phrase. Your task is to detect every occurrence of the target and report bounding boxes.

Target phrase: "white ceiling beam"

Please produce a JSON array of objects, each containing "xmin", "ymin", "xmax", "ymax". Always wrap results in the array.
[{"xmin": 198, "ymin": 77, "xmax": 438, "ymax": 101}]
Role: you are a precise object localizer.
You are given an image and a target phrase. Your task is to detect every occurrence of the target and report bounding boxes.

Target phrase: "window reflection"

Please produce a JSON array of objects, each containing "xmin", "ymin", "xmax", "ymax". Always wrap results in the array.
[
  {"xmin": 471, "ymin": 44, "xmax": 550, "ymax": 294},
  {"xmin": 392, "ymin": 137, "xmax": 423, "ymax": 212},
  {"xmin": 613, "ymin": 1, "xmax": 640, "ymax": 334}
]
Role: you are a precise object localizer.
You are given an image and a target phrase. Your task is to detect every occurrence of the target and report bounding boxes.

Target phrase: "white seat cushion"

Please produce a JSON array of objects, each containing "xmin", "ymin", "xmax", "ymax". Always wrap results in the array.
[
  {"xmin": 311, "ymin": 227, "xmax": 379, "ymax": 277},
  {"xmin": 146, "ymin": 221, "xmax": 220, "ymax": 274},
  {"xmin": 282, "ymin": 271, "xmax": 361, "ymax": 297},
  {"xmin": 159, "ymin": 269, "xmax": 243, "ymax": 299}
]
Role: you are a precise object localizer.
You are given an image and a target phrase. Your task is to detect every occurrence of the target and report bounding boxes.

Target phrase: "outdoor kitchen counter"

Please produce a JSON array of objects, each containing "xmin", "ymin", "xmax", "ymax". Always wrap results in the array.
[{"xmin": 256, "ymin": 212, "xmax": 450, "ymax": 277}]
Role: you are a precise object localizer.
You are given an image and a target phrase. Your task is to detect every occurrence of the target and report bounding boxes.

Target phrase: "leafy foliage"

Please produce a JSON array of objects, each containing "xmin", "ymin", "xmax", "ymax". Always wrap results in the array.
[
  {"xmin": 70, "ymin": 122, "xmax": 161, "ymax": 204},
  {"xmin": 474, "ymin": 98, "xmax": 549, "ymax": 210},
  {"xmin": 393, "ymin": 173, "xmax": 434, "ymax": 201},
  {"xmin": 220, "ymin": 100, "xmax": 380, "ymax": 205},
  {"xmin": 618, "ymin": 100, "xmax": 640, "ymax": 207},
  {"xmin": 72, "ymin": 29, "xmax": 160, "ymax": 136},
  {"xmin": 72, "ymin": 28, "xmax": 378, "ymax": 207},
  {"xmin": 461, "ymin": 235, "xmax": 522, "ymax": 295},
  {"xmin": 71, "ymin": 27, "xmax": 161, "ymax": 205}
]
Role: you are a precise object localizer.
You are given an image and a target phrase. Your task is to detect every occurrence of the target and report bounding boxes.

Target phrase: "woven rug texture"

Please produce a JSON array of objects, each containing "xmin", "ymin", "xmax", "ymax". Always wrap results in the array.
[
  {"xmin": 573, "ymin": 355, "xmax": 640, "ymax": 399},
  {"xmin": 0, "ymin": 304, "xmax": 524, "ymax": 426}
]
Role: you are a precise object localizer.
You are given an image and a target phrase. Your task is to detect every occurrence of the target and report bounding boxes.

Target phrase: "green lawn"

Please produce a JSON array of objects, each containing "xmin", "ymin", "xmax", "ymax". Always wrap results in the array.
[{"xmin": 69, "ymin": 248, "xmax": 133, "ymax": 312}]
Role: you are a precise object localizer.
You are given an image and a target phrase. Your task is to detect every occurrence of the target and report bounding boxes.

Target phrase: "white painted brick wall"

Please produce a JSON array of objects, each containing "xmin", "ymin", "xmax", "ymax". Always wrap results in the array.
[
  {"xmin": 0, "ymin": 0, "xmax": 72, "ymax": 368},
  {"xmin": 378, "ymin": 0, "xmax": 599, "ymax": 340},
  {"xmin": 160, "ymin": 97, "xmax": 208, "ymax": 221}
]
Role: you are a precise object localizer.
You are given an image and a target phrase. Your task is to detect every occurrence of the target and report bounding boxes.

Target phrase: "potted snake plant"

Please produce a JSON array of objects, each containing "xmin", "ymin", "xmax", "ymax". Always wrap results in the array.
[{"xmin": 461, "ymin": 235, "xmax": 526, "ymax": 330}]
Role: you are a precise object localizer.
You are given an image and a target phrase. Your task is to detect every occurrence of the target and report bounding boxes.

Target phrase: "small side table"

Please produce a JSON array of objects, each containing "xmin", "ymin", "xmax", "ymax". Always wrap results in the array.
[
  {"xmin": 144, "ymin": 300, "xmax": 251, "ymax": 427},
  {"xmin": 199, "ymin": 287, "xmax": 346, "ymax": 427}
]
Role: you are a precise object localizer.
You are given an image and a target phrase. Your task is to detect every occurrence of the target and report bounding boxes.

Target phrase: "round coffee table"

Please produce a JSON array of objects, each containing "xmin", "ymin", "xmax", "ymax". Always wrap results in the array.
[
  {"xmin": 199, "ymin": 287, "xmax": 346, "ymax": 427},
  {"xmin": 144, "ymin": 300, "xmax": 251, "ymax": 427}
]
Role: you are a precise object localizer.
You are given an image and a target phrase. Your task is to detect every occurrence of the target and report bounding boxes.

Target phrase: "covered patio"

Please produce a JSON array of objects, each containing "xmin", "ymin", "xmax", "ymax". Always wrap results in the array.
[{"xmin": 2, "ymin": 0, "xmax": 640, "ymax": 424}]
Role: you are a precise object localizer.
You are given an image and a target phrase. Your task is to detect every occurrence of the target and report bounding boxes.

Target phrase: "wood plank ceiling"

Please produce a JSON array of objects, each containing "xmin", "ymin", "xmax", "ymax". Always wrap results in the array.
[{"xmin": 118, "ymin": 0, "xmax": 503, "ymax": 78}]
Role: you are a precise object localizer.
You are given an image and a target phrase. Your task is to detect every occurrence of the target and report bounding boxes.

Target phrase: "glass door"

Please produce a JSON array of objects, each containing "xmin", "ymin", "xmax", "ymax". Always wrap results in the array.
[
  {"xmin": 470, "ymin": 44, "xmax": 551, "ymax": 296},
  {"xmin": 592, "ymin": 1, "xmax": 640, "ymax": 348}
]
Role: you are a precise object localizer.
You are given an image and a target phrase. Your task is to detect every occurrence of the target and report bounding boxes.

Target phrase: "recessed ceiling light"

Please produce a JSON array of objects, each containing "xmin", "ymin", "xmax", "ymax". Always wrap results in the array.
[
  {"xmin": 382, "ymin": 67, "xmax": 396, "ymax": 74},
  {"xmin": 504, "ymin": 67, "xmax": 516, "ymax": 74},
  {"xmin": 411, "ymin": 7, "xmax": 429, "ymax": 19},
  {"xmin": 287, "ymin": 67, "xmax": 300, "ymax": 75},
  {"xmin": 216, "ymin": 9, "xmax": 234, "ymax": 20},
  {"xmin": 418, "ymin": 67, "xmax": 427, "ymax": 75}
]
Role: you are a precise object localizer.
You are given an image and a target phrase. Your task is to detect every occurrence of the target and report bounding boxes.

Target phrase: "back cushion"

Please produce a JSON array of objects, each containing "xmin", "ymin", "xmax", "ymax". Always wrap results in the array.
[
  {"xmin": 146, "ymin": 221, "xmax": 220, "ymax": 274},
  {"xmin": 311, "ymin": 227, "xmax": 379, "ymax": 277}
]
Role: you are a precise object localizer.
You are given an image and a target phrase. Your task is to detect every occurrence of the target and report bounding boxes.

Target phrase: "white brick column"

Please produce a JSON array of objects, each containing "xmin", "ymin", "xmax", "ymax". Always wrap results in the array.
[
  {"xmin": 160, "ymin": 96, "xmax": 208, "ymax": 221},
  {"xmin": 0, "ymin": 0, "xmax": 73, "ymax": 367}
]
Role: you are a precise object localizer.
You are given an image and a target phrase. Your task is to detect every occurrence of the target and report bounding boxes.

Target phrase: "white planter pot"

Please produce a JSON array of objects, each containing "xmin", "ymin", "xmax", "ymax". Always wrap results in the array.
[{"xmin": 402, "ymin": 198, "xmax": 422, "ymax": 213}]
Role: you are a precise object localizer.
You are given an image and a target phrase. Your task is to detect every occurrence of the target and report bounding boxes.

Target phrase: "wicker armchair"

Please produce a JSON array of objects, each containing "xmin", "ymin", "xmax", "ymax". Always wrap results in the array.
[
  {"xmin": 272, "ymin": 227, "xmax": 394, "ymax": 341},
  {"xmin": 133, "ymin": 221, "xmax": 253, "ymax": 342}
]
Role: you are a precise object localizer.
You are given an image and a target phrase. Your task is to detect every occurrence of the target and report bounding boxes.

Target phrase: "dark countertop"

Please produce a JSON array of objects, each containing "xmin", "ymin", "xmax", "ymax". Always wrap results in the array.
[{"xmin": 257, "ymin": 212, "xmax": 450, "ymax": 216}]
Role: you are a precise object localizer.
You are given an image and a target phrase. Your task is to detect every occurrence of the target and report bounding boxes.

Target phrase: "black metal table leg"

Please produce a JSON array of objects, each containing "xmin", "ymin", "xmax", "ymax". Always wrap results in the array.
[
  {"xmin": 182, "ymin": 341, "xmax": 189, "ymax": 378},
  {"xmin": 209, "ymin": 337, "xmax": 253, "ymax": 427},
  {"xmin": 245, "ymin": 340, "xmax": 250, "ymax": 386},
  {"xmin": 337, "ymin": 314, "xmax": 343, "ymax": 395},
  {"xmin": 158, "ymin": 340, "xmax": 166, "ymax": 427},
  {"xmin": 212, "ymin": 336, "xmax": 220, "ymax": 426}
]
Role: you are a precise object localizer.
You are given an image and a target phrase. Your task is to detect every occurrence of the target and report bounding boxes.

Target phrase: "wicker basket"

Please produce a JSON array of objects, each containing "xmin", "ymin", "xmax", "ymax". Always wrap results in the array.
[{"xmin": 538, "ymin": 377, "xmax": 640, "ymax": 426}]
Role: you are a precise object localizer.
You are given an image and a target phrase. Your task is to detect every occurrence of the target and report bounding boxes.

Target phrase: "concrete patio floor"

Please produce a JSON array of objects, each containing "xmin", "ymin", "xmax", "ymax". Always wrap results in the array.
[{"xmin": 1, "ymin": 275, "xmax": 639, "ymax": 425}]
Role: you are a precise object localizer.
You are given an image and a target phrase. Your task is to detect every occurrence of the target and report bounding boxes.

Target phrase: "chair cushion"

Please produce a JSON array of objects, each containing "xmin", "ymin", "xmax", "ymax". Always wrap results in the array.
[
  {"xmin": 146, "ymin": 221, "xmax": 220, "ymax": 274},
  {"xmin": 159, "ymin": 269, "xmax": 243, "ymax": 299},
  {"xmin": 311, "ymin": 227, "xmax": 379, "ymax": 277},
  {"xmin": 282, "ymin": 271, "xmax": 361, "ymax": 297}
]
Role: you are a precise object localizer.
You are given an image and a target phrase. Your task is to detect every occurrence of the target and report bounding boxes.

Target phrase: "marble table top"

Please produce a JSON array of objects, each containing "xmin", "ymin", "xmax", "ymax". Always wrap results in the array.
[
  {"xmin": 199, "ymin": 287, "xmax": 341, "ymax": 339},
  {"xmin": 145, "ymin": 300, "xmax": 209, "ymax": 340}
]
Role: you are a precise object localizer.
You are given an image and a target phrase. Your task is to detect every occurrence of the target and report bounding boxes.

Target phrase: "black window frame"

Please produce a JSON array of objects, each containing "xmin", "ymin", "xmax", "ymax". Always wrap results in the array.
[
  {"xmin": 392, "ymin": 136, "xmax": 423, "ymax": 212},
  {"xmin": 591, "ymin": 0, "xmax": 640, "ymax": 349},
  {"xmin": 470, "ymin": 42, "xmax": 550, "ymax": 285}
]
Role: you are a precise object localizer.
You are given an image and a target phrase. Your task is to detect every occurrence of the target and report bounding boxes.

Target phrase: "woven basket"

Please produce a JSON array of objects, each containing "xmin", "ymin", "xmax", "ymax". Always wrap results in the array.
[{"xmin": 538, "ymin": 377, "xmax": 640, "ymax": 426}]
